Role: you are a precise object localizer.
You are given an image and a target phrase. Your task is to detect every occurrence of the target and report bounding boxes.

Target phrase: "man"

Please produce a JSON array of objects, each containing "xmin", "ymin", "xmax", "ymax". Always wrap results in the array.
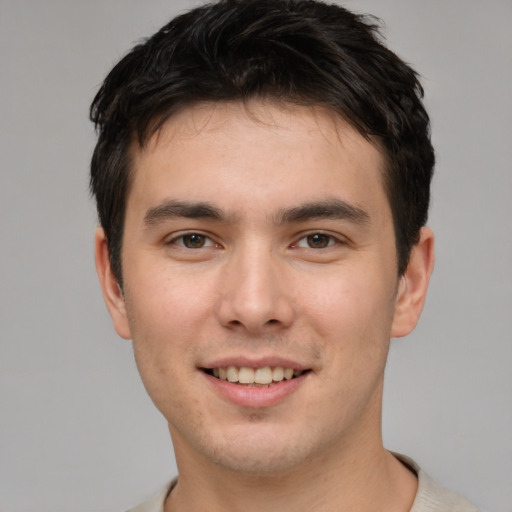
[{"xmin": 90, "ymin": 1, "xmax": 479, "ymax": 510}]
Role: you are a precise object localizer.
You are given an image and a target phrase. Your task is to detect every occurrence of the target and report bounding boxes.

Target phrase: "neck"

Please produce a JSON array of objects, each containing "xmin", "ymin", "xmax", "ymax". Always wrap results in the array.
[{"xmin": 165, "ymin": 437, "xmax": 417, "ymax": 512}]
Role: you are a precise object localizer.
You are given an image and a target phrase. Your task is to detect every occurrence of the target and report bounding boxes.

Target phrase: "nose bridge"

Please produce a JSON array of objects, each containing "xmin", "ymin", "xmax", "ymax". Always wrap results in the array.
[{"xmin": 217, "ymin": 238, "xmax": 293, "ymax": 332}]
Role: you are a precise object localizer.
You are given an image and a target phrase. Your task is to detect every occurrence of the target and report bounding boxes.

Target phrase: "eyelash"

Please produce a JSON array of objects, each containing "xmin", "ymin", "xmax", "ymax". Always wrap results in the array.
[
  {"xmin": 167, "ymin": 232, "xmax": 218, "ymax": 249},
  {"xmin": 293, "ymin": 232, "xmax": 343, "ymax": 250},
  {"xmin": 167, "ymin": 231, "xmax": 344, "ymax": 250}
]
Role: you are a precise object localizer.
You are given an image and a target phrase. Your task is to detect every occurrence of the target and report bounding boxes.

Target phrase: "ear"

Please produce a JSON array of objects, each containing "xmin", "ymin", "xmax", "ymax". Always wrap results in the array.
[
  {"xmin": 94, "ymin": 227, "xmax": 132, "ymax": 340},
  {"xmin": 391, "ymin": 227, "xmax": 435, "ymax": 338}
]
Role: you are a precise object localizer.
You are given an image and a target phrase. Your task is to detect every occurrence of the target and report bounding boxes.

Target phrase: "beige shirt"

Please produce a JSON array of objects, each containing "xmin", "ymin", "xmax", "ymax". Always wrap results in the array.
[{"xmin": 127, "ymin": 455, "xmax": 479, "ymax": 512}]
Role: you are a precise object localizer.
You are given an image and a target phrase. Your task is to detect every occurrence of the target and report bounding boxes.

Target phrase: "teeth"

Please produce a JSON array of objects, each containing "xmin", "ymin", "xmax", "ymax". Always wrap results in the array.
[
  {"xmin": 239, "ymin": 367, "xmax": 254, "ymax": 384},
  {"xmin": 210, "ymin": 365, "xmax": 304, "ymax": 385},
  {"xmin": 272, "ymin": 366, "xmax": 284, "ymax": 381},
  {"xmin": 226, "ymin": 366, "xmax": 238, "ymax": 383},
  {"xmin": 254, "ymin": 367, "xmax": 273, "ymax": 384}
]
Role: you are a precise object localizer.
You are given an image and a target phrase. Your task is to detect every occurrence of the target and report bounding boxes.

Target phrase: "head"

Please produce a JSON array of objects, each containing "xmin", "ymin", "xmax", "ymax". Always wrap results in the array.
[
  {"xmin": 91, "ymin": 0, "xmax": 435, "ymax": 479},
  {"xmin": 90, "ymin": 0, "xmax": 434, "ymax": 289}
]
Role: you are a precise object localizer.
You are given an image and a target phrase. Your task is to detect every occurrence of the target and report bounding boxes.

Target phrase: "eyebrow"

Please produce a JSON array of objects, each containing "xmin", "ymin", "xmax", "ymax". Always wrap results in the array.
[
  {"xmin": 275, "ymin": 199, "xmax": 370, "ymax": 225},
  {"xmin": 143, "ymin": 198, "xmax": 370, "ymax": 228},
  {"xmin": 143, "ymin": 200, "xmax": 226, "ymax": 227}
]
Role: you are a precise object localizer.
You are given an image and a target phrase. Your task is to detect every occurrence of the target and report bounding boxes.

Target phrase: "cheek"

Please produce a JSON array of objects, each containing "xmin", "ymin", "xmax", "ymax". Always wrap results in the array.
[
  {"xmin": 126, "ymin": 290, "xmax": 200, "ymax": 421},
  {"xmin": 122, "ymin": 271, "xmax": 198, "ymax": 375},
  {"xmin": 299, "ymin": 267, "xmax": 396, "ymax": 381},
  {"xmin": 126, "ymin": 259, "xmax": 213, "ymax": 327},
  {"xmin": 301, "ymin": 270, "xmax": 392, "ymax": 333}
]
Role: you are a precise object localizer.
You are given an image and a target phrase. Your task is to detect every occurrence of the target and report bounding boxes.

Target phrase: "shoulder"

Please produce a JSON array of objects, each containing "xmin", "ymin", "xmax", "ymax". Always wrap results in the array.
[
  {"xmin": 413, "ymin": 469, "xmax": 480, "ymax": 512},
  {"xmin": 126, "ymin": 479, "xmax": 176, "ymax": 512},
  {"xmin": 395, "ymin": 454, "xmax": 480, "ymax": 512}
]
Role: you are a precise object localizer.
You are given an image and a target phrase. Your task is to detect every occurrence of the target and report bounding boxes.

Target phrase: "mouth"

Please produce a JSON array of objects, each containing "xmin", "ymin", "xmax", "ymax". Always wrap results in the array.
[{"xmin": 202, "ymin": 366, "xmax": 309, "ymax": 387}]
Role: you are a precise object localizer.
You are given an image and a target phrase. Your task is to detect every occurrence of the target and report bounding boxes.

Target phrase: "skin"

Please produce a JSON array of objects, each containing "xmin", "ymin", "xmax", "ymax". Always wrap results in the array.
[{"xmin": 96, "ymin": 101, "xmax": 434, "ymax": 512}]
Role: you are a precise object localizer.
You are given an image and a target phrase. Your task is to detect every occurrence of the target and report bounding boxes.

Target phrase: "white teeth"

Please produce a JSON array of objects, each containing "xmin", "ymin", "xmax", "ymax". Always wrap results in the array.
[
  {"xmin": 284, "ymin": 368, "xmax": 294, "ymax": 380},
  {"xmin": 254, "ymin": 367, "xmax": 273, "ymax": 384},
  {"xmin": 238, "ymin": 367, "xmax": 254, "ymax": 384},
  {"xmin": 272, "ymin": 366, "xmax": 284, "ymax": 381},
  {"xmin": 226, "ymin": 366, "xmax": 238, "ymax": 382},
  {"xmin": 211, "ymin": 365, "xmax": 303, "ymax": 385}
]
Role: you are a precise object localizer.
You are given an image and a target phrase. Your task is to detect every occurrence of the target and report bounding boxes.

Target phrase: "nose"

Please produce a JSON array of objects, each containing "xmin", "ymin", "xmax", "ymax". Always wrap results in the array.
[{"xmin": 215, "ymin": 243, "xmax": 295, "ymax": 334}]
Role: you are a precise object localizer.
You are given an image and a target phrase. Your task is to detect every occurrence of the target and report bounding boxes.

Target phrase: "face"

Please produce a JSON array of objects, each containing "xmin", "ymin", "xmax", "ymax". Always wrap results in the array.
[{"xmin": 96, "ymin": 101, "xmax": 433, "ymax": 476}]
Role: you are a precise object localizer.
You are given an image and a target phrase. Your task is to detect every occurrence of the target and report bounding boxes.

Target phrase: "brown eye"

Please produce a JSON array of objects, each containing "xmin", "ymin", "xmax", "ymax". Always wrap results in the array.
[
  {"xmin": 182, "ymin": 234, "xmax": 207, "ymax": 248},
  {"xmin": 306, "ymin": 233, "xmax": 331, "ymax": 248}
]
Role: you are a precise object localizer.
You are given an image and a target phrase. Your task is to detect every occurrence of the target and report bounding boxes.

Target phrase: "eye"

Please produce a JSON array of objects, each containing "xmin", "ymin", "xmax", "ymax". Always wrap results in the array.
[
  {"xmin": 170, "ymin": 233, "xmax": 216, "ymax": 249},
  {"xmin": 295, "ymin": 233, "xmax": 338, "ymax": 249}
]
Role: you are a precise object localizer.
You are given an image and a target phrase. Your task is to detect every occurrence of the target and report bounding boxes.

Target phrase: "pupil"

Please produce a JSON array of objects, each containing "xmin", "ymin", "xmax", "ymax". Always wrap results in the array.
[
  {"xmin": 184, "ymin": 234, "xmax": 205, "ymax": 248},
  {"xmin": 308, "ymin": 234, "xmax": 329, "ymax": 248}
]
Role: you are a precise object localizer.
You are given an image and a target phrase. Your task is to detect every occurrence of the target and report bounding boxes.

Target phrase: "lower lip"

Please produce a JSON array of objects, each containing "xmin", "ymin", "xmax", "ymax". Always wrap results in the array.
[{"xmin": 202, "ymin": 371, "xmax": 308, "ymax": 408}]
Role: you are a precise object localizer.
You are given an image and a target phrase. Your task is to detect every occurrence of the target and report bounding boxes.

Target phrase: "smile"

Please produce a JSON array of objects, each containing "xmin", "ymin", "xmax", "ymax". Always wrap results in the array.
[{"xmin": 204, "ymin": 366, "xmax": 307, "ymax": 386}]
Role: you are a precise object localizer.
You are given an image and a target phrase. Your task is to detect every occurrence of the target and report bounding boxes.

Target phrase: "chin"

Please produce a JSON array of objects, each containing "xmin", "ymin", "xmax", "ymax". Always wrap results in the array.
[
  {"xmin": 210, "ymin": 447, "xmax": 308, "ymax": 477},
  {"xmin": 195, "ymin": 425, "xmax": 320, "ymax": 477}
]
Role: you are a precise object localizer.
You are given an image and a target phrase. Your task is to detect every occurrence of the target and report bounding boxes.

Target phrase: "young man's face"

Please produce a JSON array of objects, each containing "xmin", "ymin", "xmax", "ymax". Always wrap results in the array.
[{"xmin": 96, "ymin": 101, "xmax": 432, "ymax": 476}]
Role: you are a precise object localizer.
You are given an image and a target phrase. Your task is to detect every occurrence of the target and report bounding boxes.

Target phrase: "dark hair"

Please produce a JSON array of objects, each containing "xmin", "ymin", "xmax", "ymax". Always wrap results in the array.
[{"xmin": 90, "ymin": 0, "xmax": 434, "ymax": 285}]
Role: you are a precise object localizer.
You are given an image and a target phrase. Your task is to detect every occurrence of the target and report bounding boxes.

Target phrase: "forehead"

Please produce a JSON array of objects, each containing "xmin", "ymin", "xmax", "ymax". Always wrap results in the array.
[
  {"xmin": 127, "ymin": 100, "xmax": 389, "ymax": 220},
  {"xmin": 141, "ymin": 100, "xmax": 379, "ymax": 159}
]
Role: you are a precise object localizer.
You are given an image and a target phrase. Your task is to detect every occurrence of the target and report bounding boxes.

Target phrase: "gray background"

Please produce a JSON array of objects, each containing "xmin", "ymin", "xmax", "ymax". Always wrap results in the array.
[{"xmin": 1, "ymin": 1, "xmax": 511, "ymax": 511}]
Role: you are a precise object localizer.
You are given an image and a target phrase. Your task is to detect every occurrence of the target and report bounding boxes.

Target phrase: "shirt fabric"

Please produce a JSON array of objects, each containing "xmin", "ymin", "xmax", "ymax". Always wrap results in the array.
[{"xmin": 126, "ymin": 454, "xmax": 479, "ymax": 512}]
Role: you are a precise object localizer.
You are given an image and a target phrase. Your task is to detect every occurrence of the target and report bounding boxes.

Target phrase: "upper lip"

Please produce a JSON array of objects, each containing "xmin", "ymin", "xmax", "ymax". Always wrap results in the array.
[{"xmin": 200, "ymin": 356, "xmax": 311, "ymax": 371}]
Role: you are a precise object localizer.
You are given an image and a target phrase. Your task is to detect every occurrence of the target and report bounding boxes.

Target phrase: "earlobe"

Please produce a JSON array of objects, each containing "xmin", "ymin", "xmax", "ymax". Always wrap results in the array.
[
  {"xmin": 391, "ymin": 227, "xmax": 435, "ymax": 338},
  {"xmin": 94, "ymin": 227, "xmax": 132, "ymax": 340}
]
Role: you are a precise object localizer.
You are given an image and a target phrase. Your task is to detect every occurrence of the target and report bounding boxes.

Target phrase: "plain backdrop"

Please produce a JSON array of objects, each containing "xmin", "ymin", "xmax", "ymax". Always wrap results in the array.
[{"xmin": 1, "ymin": 1, "xmax": 511, "ymax": 511}]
